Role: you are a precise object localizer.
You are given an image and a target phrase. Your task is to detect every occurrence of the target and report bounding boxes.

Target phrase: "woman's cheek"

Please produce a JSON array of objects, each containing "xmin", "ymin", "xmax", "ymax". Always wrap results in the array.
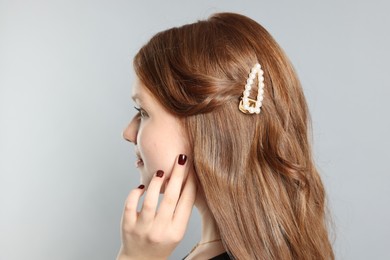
[
  {"xmin": 143, "ymin": 140, "xmax": 177, "ymax": 181},
  {"xmin": 137, "ymin": 121, "xmax": 186, "ymax": 185},
  {"xmin": 138, "ymin": 128, "xmax": 164, "ymax": 169}
]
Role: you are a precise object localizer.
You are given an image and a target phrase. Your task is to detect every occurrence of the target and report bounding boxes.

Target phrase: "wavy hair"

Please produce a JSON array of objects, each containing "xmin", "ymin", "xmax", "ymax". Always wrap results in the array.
[{"xmin": 133, "ymin": 12, "xmax": 334, "ymax": 260}]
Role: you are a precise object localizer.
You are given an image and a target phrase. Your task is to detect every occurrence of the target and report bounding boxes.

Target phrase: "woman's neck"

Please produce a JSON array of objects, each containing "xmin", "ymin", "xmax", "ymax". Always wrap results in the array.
[
  {"xmin": 194, "ymin": 187, "xmax": 221, "ymax": 242},
  {"xmin": 185, "ymin": 190, "xmax": 225, "ymax": 259}
]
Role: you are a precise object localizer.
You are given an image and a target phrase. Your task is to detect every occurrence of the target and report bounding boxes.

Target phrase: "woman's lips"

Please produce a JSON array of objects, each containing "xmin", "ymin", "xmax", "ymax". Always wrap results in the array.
[
  {"xmin": 134, "ymin": 149, "xmax": 143, "ymax": 168},
  {"xmin": 135, "ymin": 158, "xmax": 144, "ymax": 168}
]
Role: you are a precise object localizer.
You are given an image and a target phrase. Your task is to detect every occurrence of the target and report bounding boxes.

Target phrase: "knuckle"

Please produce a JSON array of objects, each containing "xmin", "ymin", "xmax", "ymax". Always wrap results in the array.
[
  {"xmin": 131, "ymin": 228, "xmax": 144, "ymax": 238},
  {"xmin": 163, "ymin": 195, "xmax": 177, "ymax": 206},
  {"xmin": 122, "ymin": 225, "xmax": 144, "ymax": 240},
  {"xmin": 170, "ymin": 232, "xmax": 184, "ymax": 243},
  {"xmin": 124, "ymin": 202, "xmax": 135, "ymax": 212},
  {"xmin": 171, "ymin": 225, "xmax": 185, "ymax": 238},
  {"xmin": 146, "ymin": 232, "xmax": 163, "ymax": 244},
  {"xmin": 124, "ymin": 191, "xmax": 140, "ymax": 212},
  {"xmin": 122, "ymin": 222, "xmax": 133, "ymax": 233},
  {"xmin": 142, "ymin": 201, "xmax": 154, "ymax": 212}
]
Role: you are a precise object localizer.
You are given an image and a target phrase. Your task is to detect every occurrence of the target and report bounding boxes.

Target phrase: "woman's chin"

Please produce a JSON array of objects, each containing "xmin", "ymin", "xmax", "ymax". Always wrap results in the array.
[{"xmin": 138, "ymin": 168, "xmax": 168, "ymax": 194}]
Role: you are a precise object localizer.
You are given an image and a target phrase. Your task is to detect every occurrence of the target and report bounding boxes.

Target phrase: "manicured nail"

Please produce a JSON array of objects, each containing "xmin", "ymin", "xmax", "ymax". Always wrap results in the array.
[
  {"xmin": 138, "ymin": 184, "xmax": 145, "ymax": 189},
  {"xmin": 156, "ymin": 170, "xmax": 164, "ymax": 178},
  {"xmin": 178, "ymin": 154, "xmax": 187, "ymax": 165}
]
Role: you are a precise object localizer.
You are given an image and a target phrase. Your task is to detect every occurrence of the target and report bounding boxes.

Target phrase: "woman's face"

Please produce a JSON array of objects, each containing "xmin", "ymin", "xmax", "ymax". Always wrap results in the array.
[{"xmin": 122, "ymin": 77, "xmax": 190, "ymax": 189}]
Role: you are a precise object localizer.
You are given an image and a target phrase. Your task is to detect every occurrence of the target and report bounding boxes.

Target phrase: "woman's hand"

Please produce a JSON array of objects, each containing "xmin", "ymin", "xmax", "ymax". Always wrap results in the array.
[{"xmin": 116, "ymin": 154, "xmax": 197, "ymax": 260}]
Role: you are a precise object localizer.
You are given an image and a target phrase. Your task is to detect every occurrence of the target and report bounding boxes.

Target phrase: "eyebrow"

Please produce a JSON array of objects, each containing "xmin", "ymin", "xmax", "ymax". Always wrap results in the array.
[{"xmin": 131, "ymin": 93, "xmax": 142, "ymax": 102}]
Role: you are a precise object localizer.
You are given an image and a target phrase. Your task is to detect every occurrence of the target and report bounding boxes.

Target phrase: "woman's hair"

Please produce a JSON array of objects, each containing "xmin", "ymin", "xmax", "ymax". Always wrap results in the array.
[{"xmin": 134, "ymin": 12, "xmax": 334, "ymax": 260}]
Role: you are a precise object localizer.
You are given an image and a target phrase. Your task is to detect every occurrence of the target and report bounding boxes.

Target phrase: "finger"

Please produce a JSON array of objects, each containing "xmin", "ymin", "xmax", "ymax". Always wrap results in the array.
[
  {"xmin": 157, "ymin": 154, "xmax": 188, "ymax": 220},
  {"xmin": 138, "ymin": 170, "xmax": 166, "ymax": 224},
  {"xmin": 172, "ymin": 169, "xmax": 197, "ymax": 230},
  {"xmin": 123, "ymin": 185, "xmax": 146, "ymax": 227}
]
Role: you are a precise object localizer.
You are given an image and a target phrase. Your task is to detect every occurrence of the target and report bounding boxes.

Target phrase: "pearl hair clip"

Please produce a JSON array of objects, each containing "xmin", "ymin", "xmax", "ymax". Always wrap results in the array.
[{"xmin": 239, "ymin": 63, "xmax": 265, "ymax": 114}]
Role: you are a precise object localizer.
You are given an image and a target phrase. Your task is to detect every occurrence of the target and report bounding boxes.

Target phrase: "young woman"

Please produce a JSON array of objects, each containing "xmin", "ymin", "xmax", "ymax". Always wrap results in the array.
[{"xmin": 118, "ymin": 12, "xmax": 335, "ymax": 260}]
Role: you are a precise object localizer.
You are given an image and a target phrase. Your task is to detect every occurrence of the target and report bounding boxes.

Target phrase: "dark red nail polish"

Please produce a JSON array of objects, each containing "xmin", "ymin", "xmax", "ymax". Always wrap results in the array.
[
  {"xmin": 138, "ymin": 184, "xmax": 145, "ymax": 189},
  {"xmin": 156, "ymin": 170, "xmax": 164, "ymax": 178},
  {"xmin": 178, "ymin": 154, "xmax": 187, "ymax": 165}
]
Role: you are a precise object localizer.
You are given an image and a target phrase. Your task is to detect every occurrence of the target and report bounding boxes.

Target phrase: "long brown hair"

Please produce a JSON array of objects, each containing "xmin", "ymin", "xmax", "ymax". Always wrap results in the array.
[{"xmin": 133, "ymin": 12, "xmax": 334, "ymax": 260}]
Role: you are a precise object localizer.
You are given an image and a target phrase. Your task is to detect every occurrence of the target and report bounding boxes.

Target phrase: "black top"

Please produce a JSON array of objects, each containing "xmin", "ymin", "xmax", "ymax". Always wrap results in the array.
[
  {"xmin": 182, "ymin": 252, "xmax": 231, "ymax": 260},
  {"xmin": 209, "ymin": 252, "xmax": 231, "ymax": 259}
]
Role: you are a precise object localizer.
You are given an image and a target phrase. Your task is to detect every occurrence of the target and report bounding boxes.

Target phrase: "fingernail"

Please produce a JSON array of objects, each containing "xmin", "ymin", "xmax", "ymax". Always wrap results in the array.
[
  {"xmin": 156, "ymin": 170, "xmax": 164, "ymax": 178},
  {"xmin": 138, "ymin": 184, "xmax": 145, "ymax": 189},
  {"xmin": 178, "ymin": 154, "xmax": 187, "ymax": 165}
]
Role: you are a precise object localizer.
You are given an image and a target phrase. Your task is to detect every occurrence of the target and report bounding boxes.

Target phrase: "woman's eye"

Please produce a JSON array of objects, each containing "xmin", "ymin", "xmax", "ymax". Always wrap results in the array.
[{"xmin": 134, "ymin": 106, "xmax": 148, "ymax": 118}]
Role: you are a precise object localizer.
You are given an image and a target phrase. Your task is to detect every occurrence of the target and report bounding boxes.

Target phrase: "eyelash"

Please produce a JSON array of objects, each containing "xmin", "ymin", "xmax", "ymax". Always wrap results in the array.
[{"xmin": 134, "ymin": 106, "xmax": 148, "ymax": 118}]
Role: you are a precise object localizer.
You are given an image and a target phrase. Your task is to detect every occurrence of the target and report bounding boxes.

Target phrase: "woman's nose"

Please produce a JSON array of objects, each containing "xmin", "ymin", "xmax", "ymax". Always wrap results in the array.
[{"xmin": 122, "ymin": 117, "xmax": 139, "ymax": 144}]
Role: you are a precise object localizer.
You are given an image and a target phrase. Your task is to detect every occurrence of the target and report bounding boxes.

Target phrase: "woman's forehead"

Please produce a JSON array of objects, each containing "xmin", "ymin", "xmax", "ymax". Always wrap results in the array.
[
  {"xmin": 131, "ymin": 79, "xmax": 157, "ymax": 108},
  {"xmin": 131, "ymin": 79, "xmax": 145, "ymax": 103}
]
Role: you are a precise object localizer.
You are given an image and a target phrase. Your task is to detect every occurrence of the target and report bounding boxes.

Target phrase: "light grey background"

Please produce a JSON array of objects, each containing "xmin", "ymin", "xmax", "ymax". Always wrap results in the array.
[{"xmin": 1, "ymin": 1, "xmax": 389, "ymax": 259}]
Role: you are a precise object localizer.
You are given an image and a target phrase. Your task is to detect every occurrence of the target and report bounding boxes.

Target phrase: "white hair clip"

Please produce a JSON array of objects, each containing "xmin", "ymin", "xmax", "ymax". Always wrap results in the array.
[{"xmin": 238, "ymin": 63, "xmax": 265, "ymax": 114}]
